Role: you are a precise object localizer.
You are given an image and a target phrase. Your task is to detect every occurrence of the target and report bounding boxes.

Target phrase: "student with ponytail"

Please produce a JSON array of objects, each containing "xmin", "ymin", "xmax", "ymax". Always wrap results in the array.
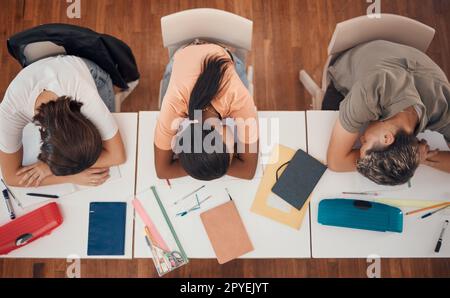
[
  {"xmin": 154, "ymin": 41, "xmax": 259, "ymax": 181},
  {"xmin": 0, "ymin": 55, "xmax": 126, "ymax": 187}
]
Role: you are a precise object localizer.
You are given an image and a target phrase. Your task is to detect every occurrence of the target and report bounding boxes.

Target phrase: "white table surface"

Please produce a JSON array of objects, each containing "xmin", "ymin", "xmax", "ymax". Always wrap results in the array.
[
  {"xmin": 134, "ymin": 111, "xmax": 311, "ymax": 259},
  {"xmin": 307, "ymin": 111, "xmax": 450, "ymax": 258},
  {"xmin": 0, "ymin": 113, "xmax": 138, "ymax": 259}
]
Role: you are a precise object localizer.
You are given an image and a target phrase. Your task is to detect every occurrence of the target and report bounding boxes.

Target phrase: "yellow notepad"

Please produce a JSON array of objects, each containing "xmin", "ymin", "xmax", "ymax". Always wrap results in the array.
[{"xmin": 251, "ymin": 144, "xmax": 310, "ymax": 230}]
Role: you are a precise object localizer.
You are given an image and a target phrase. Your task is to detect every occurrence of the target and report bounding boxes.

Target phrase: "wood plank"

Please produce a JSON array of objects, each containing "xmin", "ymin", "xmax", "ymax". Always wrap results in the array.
[{"xmin": 0, "ymin": 0, "xmax": 449, "ymax": 277}]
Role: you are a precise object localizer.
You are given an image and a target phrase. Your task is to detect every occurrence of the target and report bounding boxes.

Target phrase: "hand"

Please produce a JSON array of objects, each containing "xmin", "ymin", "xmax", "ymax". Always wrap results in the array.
[
  {"xmin": 70, "ymin": 168, "xmax": 110, "ymax": 187},
  {"xmin": 418, "ymin": 139, "xmax": 439, "ymax": 165},
  {"xmin": 17, "ymin": 161, "xmax": 52, "ymax": 187}
]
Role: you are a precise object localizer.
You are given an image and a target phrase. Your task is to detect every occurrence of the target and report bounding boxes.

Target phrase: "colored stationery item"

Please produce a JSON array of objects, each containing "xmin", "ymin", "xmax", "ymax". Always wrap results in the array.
[
  {"xmin": 251, "ymin": 144, "xmax": 310, "ymax": 230},
  {"xmin": 87, "ymin": 202, "xmax": 127, "ymax": 256},
  {"xmin": 225, "ymin": 188, "xmax": 233, "ymax": 201},
  {"xmin": 272, "ymin": 149, "xmax": 327, "ymax": 210},
  {"xmin": 200, "ymin": 200, "xmax": 254, "ymax": 264},
  {"xmin": 132, "ymin": 198, "xmax": 170, "ymax": 252},
  {"xmin": 176, "ymin": 195, "xmax": 212, "ymax": 217},
  {"xmin": 173, "ymin": 185, "xmax": 206, "ymax": 206},
  {"xmin": 26, "ymin": 193, "xmax": 60, "ymax": 199},
  {"xmin": 1, "ymin": 179, "xmax": 22, "ymax": 209},
  {"xmin": 435, "ymin": 220, "xmax": 449, "ymax": 253},
  {"xmin": 144, "ymin": 233, "xmax": 186, "ymax": 276},
  {"xmin": 140, "ymin": 186, "xmax": 189, "ymax": 277},
  {"xmin": 421, "ymin": 206, "xmax": 450, "ymax": 219},
  {"xmin": 151, "ymin": 186, "xmax": 188, "ymax": 262},
  {"xmin": 0, "ymin": 202, "xmax": 63, "ymax": 255},
  {"xmin": 406, "ymin": 202, "xmax": 450, "ymax": 216},
  {"xmin": 2, "ymin": 189, "xmax": 16, "ymax": 220},
  {"xmin": 343, "ymin": 192, "xmax": 379, "ymax": 196},
  {"xmin": 374, "ymin": 199, "xmax": 450, "ymax": 208},
  {"xmin": 318, "ymin": 199, "xmax": 404, "ymax": 233}
]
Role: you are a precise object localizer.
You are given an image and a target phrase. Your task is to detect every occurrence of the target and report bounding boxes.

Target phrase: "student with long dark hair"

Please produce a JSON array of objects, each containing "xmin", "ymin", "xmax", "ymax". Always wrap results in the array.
[
  {"xmin": 154, "ymin": 41, "xmax": 259, "ymax": 181},
  {"xmin": 0, "ymin": 55, "xmax": 126, "ymax": 187}
]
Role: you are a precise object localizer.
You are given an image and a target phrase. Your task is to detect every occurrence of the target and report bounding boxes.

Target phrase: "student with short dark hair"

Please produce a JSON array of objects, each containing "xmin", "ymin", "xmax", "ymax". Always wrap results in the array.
[
  {"xmin": 325, "ymin": 40, "xmax": 450, "ymax": 186},
  {"xmin": 0, "ymin": 55, "xmax": 126, "ymax": 187},
  {"xmin": 154, "ymin": 41, "xmax": 259, "ymax": 181}
]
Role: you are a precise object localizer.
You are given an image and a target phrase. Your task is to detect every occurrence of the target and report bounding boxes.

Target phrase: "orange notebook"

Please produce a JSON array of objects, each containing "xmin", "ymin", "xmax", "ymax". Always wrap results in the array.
[{"xmin": 200, "ymin": 201, "xmax": 254, "ymax": 264}]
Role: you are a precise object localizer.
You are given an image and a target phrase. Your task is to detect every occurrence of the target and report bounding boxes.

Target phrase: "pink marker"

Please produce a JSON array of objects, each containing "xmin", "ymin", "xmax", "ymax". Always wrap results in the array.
[{"xmin": 132, "ymin": 198, "xmax": 170, "ymax": 252}]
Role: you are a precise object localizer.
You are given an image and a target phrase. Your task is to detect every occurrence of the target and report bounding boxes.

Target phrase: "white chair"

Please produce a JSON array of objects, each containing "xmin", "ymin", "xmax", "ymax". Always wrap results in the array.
[
  {"xmin": 22, "ymin": 41, "xmax": 138, "ymax": 112},
  {"xmin": 300, "ymin": 14, "xmax": 436, "ymax": 110},
  {"xmin": 159, "ymin": 8, "xmax": 254, "ymax": 107}
]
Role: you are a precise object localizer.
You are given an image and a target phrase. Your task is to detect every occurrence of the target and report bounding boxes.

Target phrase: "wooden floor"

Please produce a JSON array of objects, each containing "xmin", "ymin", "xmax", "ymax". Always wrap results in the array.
[{"xmin": 1, "ymin": 0, "xmax": 450, "ymax": 278}]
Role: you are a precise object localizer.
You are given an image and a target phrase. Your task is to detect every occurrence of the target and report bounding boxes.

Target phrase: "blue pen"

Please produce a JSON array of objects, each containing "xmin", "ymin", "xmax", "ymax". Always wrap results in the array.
[
  {"xmin": 421, "ymin": 205, "xmax": 450, "ymax": 219},
  {"xmin": 2, "ymin": 189, "xmax": 16, "ymax": 220},
  {"xmin": 176, "ymin": 195, "xmax": 212, "ymax": 217}
]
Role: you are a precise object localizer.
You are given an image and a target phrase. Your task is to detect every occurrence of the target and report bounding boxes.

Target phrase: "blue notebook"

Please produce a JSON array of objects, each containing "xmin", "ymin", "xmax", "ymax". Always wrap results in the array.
[{"xmin": 87, "ymin": 202, "xmax": 127, "ymax": 256}]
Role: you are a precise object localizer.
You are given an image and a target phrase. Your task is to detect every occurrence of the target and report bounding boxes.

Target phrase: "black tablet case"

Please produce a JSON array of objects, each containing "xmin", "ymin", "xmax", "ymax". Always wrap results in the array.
[{"xmin": 271, "ymin": 149, "xmax": 327, "ymax": 210}]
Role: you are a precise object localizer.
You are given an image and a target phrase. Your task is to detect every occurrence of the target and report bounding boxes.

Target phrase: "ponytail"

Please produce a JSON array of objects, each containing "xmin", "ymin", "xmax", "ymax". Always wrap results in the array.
[
  {"xmin": 178, "ymin": 55, "xmax": 232, "ymax": 181},
  {"xmin": 188, "ymin": 55, "xmax": 231, "ymax": 120}
]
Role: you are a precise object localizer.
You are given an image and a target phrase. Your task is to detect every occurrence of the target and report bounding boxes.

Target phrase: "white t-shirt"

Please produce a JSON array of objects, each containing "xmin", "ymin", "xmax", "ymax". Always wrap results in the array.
[{"xmin": 0, "ymin": 55, "xmax": 118, "ymax": 154}]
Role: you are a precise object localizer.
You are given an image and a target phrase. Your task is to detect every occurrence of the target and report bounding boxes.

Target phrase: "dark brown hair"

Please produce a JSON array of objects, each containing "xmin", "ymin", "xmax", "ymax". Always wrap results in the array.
[
  {"xmin": 33, "ymin": 96, "xmax": 103, "ymax": 176},
  {"xmin": 356, "ymin": 131, "xmax": 420, "ymax": 186},
  {"xmin": 178, "ymin": 55, "xmax": 232, "ymax": 181}
]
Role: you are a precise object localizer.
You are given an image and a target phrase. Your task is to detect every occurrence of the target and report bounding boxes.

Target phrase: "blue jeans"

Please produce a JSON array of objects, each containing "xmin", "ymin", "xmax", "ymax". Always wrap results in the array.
[
  {"xmin": 82, "ymin": 58, "xmax": 115, "ymax": 112},
  {"xmin": 160, "ymin": 50, "xmax": 249, "ymax": 100}
]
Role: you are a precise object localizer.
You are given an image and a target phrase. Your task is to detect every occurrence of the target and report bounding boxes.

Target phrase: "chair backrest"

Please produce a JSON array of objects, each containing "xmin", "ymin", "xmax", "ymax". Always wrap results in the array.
[
  {"xmin": 328, "ymin": 14, "xmax": 435, "ymax": 56},
  {"xmin": 322, "ymin": 14, "xmax": 436, "ymax": 90},
  {"xmin": 23, "ymin": 41, "xmax": 66, "ymax": 65},
  {"xmin": 161, "ymin": 8, "xmax": 253, "ymax": 61}
]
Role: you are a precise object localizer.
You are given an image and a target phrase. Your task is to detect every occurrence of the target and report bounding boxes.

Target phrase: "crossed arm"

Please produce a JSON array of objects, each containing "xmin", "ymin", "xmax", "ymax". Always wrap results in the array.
[
  {"xmin": 326, "ymin": 120, "xmax": 360, "ymax": 172},
  {"xmin": 0, "ymin": 131, "xmax": 126, "ymax": 188},
  {"xmin": 422, "ymin": 147, "xmax": 450, "ymax": 173},
  {"xmin": 154, "ymin": 142, "xmax": 259, "ymax": 181}
]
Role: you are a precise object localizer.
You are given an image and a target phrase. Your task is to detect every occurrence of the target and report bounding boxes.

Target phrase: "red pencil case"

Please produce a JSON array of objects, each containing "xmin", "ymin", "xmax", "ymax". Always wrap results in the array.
[{"xmin": 0, "ymin": 202, "xmax": 63, "ymax": 255}]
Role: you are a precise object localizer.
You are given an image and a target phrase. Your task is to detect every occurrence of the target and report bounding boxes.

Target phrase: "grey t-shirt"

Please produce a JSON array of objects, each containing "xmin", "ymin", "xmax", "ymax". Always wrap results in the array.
[{"xmin": 328, "ymin": 40, "xmax": 450, "ymax": 143}]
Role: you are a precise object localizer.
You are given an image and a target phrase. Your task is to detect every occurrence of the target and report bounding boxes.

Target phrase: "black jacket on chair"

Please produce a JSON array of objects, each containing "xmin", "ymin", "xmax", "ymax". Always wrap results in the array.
[{"xmin": 7, "ymin": 23, "xmax": 140, "ymax": 90}]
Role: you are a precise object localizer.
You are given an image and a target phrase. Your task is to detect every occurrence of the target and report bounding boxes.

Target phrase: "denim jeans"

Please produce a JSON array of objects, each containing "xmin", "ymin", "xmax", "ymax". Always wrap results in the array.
[
  {"xmin": 82, "ymin": 58, "xmax": 115, "ymax": 112},
  {"xmin": 160, "ymin": 49, "xmax": 249, "ymax": 101}
]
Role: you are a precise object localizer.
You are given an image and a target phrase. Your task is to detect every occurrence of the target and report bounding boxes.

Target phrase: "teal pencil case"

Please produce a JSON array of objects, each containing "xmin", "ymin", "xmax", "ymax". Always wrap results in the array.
[{"xmin": 318, "ymin": 199, "xmax": 403, "ymax": 233}]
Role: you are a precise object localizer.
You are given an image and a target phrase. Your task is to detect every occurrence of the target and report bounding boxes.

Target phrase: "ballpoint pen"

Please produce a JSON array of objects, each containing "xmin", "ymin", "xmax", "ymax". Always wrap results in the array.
[
  {"xmin": 421, "ymin": 205, "xmax": 450, "ymax": 219},
  {"xmin": 1, "ymin": 178, "xmax": 23, "ymax": 208},
  {"xmin": 435, "ymin": 220, "xmax": 449, "ymax": 253},
  {"xmin": 2, "ymin": 189, "xmax": 16, "ymax": 220}
]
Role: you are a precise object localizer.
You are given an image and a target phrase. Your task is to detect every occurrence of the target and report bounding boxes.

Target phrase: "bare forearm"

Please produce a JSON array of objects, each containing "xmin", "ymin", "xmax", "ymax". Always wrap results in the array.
[
  {"xmin": 327, "ymin": 149, "xmax": 359, "ymax": 172},
  {"xmin": 155, "ymin": 159, "xmax": 188, "ymax": 179},
  {"xmin": 92, "ymin": 149, "xmax": 126, "ymax": 168},
  {"xmin": 227, "ymin": 155, "xmax": 258, "ymax": 180},
  {"xmin": 7, "ymin": 171, "xmax": 71, "ymax": 187},
  {"xmin": 424, "ymin": 151, "xmax": 450, "ymax": 173},
  {"xmin": 38, "ymin": 175, "xmax": 73, "ymax": 186}
]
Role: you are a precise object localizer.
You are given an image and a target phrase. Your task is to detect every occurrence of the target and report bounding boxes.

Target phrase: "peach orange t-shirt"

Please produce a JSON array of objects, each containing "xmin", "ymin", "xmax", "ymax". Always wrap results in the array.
[{"xmin": 154, "ymin": 44, "xmax": 258, "ymax": 150}]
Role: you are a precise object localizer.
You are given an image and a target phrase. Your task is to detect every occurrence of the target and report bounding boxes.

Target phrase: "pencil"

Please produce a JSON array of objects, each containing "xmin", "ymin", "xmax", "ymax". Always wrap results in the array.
[
  {"xmin": 173, "ymin": 185, "xmax": 205, "ymax": 205},
  {"xmin": 406, "ymin": 202, "xmax": 450, "ymax": 216}
]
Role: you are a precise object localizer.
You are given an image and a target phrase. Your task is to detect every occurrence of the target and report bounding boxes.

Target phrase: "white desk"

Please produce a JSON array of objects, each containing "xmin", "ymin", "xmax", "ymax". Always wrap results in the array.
[
  {"xmin": 307, "ymin": 111, "xmax": 450, "ymax": 258},
  {"xmin": 0, "ymin": 113, "xmax": 138, "ymax": 259},
  {"xmin": 134, "ymin": 111, "xmax": 311, "ymax": 259}
]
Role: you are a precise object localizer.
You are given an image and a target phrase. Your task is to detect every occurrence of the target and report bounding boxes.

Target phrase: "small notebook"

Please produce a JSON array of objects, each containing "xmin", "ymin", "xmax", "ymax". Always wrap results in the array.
[
  {"xmin": 271, "ymin": 149, "xmax": 327, "ymax": 210},
  {"xmin": 200, "ymin": 201, "xmax": 253, "ymax": 264},
  {"xmin": 87, "ymin": 202, "xmax": 127, "ymax": 256}
]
